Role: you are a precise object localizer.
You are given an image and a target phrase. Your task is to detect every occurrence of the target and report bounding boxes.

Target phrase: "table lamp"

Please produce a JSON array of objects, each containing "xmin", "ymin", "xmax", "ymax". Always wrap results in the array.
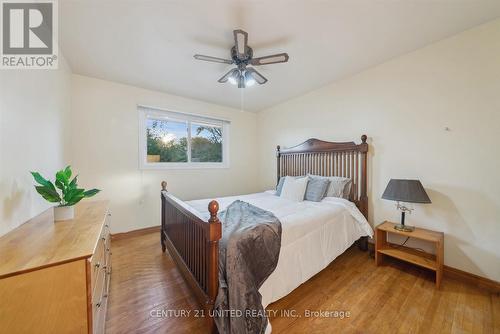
[{"xmin": 381, "ymin": 179, "xmax": 431, "ymax": 232}]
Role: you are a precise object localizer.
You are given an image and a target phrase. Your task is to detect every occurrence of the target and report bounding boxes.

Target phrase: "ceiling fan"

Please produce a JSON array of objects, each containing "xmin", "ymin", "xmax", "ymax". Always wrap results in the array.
[{"xmin": 194, "ymin": 29, "xmax": 289, "ymax": 88}]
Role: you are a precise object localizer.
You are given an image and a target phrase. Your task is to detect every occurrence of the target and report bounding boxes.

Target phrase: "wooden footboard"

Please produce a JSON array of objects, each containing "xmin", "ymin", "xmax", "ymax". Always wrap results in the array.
[{"xmin": 160, "ymin": 181, "xmax": 221, "ymax": 332}]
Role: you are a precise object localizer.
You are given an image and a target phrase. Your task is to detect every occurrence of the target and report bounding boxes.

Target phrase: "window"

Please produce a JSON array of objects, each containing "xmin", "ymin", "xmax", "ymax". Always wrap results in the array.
[{"xmin": 139, "ymin": 106, "xmax": 229, "ymax": 169}]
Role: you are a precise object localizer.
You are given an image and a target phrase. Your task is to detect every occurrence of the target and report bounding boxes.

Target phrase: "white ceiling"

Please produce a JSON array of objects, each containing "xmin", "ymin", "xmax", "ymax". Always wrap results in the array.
[{"xmin": 60, "ymin": 0, "xmax": 500, "ymax": 112}]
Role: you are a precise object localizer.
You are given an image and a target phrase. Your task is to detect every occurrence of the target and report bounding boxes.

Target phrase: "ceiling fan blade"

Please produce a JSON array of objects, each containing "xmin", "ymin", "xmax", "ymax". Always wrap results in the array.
[
  {"xmin": 218, "ymin": 68, "xmax": 239, "ymax": 83},
  {"xmin": 246, "ymin": 68, "xmax": 268, "ymax": 84},
  {"xmin": 249, "ymin": 53, "xmax": 289, "ymax": 66},
  {"xmin": 233, "ymin": 29, "xmax": 248, "ymax": 59},
  {"xmin": 194, "ymin": 54, "xmax": 233, "ymax": 64}
]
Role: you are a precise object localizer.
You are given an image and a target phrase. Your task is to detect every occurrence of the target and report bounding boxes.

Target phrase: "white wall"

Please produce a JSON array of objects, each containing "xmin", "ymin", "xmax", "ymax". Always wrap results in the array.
[
  {"xmin": 70, "ymin": 75, "xmax": 259, "ymax": 234},
  {"xmin": 257, "ymin": 20, "xmax": 500, "ymax": 281},
  {"xmin": 0, "ymin": 55, "xmax": 72, "ymax": 236}
]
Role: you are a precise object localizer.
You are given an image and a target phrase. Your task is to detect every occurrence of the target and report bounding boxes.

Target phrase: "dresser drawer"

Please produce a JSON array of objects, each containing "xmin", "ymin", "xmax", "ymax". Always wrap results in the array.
[
  {"xmin": 92, "ymin": 265, "xmax": 108, "ymax": 334},
  {"xmin": 92, "ymin": 212, "xmax": 111, "ymax": 334},
  {"xmin": 103, "ymin": 213, "xmax": 112, "ymax": 275},
  {"xmin": 90, "ymin": 216, "xmax": 110, "ymax": 292},
  {"xmin": 102, "ymin": 214, "xmax": 111, "ymax": 239},
  {"xmin": 93, "ymin": 300, "xmax": 107, "ymax": 334},
  {"xmin": 90, "ymin": 211, "xmax": 111, "ymax": 334},
  {"xmin": 104, "ymin": 239, "xmax": 111, "ymax": 278},
  {"xmin": 90, "ymin": 237, "xmax": 105, "ymax": 293}
]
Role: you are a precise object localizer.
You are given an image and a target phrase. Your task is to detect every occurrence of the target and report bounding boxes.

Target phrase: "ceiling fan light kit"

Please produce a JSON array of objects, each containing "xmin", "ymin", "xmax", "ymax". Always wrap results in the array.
[{"xmin": 194, "ymin": 29, "xmax": 289, "ymax": 88}]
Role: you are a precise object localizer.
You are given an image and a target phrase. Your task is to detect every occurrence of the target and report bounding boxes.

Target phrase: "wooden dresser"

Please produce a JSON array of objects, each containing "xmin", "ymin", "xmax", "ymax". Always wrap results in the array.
[{"xmin": 0, "ymin": 201, "xmax": 112, "ymax": 333}]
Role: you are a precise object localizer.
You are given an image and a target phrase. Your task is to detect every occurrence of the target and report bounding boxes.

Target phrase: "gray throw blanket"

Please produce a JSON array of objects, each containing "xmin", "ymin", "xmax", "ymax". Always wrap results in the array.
[{"xmin": 214, "ymin": 200, "xmax": 282, "ymax": 334}]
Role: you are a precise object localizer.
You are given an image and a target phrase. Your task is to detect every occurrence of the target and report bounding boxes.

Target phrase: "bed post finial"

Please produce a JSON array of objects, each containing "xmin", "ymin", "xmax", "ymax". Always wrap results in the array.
[
  {"xmin": 361, "ymin": 134, "xmax": 367, "ymax": 143},
  {"xmin": 208, "ymin": 200, "xmax": 220, "ymax": 224},
  {"xmin": 161, "ymin": 181, "xmax": 167, "ymax": 191},
  {"xmin": 276, "ymin": 145, "xmax": 281, "ymax": 185},
  {"xmin": 206, "ymin": 200, "xmax": 222, "ymax": 315}
]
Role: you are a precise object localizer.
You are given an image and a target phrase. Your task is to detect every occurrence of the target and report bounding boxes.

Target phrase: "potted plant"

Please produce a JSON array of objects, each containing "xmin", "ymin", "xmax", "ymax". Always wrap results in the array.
[{"xmin": 31, "ymin": 166, "xmax": 100, "ymax": 221}]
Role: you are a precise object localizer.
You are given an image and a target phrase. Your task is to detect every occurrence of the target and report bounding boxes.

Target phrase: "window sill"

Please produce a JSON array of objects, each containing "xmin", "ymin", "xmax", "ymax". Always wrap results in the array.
[{"xmin": 139, "ymin": 163, "xmax": 230, "ymax": 170}]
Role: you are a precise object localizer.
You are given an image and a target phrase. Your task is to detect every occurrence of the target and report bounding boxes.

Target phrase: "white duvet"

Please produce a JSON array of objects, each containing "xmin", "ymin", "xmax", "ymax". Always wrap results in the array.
[{"xmin": 187, "ymin": 191, "xmax": 373, "ymax": 331}]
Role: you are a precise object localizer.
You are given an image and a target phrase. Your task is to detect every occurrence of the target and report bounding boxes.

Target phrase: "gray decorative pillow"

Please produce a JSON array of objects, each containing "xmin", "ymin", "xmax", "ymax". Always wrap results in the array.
[
  {"xmin": 304, "ymin": 177, "xmax": 330, "ymax": 202},
  {"xmin": 276, "ymin": 177, "xmax": 286, "ymax": 195},
  {"xmin": 308, "ymin": 174, "xmax": 352, "ymax": 199},
  {"xmin": 342, "ymin": 179, "xmax": 352, "ymax": 199}
]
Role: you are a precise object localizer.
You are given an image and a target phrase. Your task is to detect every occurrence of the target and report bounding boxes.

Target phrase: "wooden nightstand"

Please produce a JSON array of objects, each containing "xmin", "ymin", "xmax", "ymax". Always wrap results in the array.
[{"xmin": 375, "ymin": 221, "xmax": 444, "ymax": 288}]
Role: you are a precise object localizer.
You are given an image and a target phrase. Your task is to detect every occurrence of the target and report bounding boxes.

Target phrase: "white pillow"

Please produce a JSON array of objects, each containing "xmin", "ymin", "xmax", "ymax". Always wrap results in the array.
[{"xmin": 280, "ymin": 176, "xmax": 309, "ymax": 202}]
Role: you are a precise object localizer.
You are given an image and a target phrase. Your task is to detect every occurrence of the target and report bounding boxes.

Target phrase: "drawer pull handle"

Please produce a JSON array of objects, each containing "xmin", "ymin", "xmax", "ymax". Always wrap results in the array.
[
  {"xmin": 105, "ymin": 224, "xmax": 109, "ymax": 228},
  {"xmin": 106, "ymin": 248, "xmax": 110, "ymax": 252},
  {"xmin": 95, "ymin": 262, "xmax": 100, "ymax": 268},
  {"xmin": 96, "ymin": 302, "xmax": 101, "ymax": 308},
  {"xmin": 101, "ymin": 237, "xmax": 106, "ymax": 241},
  {"xmin": 107, "ymin": 213, "xmax": 112, "ymax": 217}
]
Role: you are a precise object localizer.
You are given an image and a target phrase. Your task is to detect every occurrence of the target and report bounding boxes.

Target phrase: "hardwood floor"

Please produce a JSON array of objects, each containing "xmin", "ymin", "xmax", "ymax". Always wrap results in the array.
[{"xmin": 106, "ymin": 232, "xmax": 499, "ymax": 334}]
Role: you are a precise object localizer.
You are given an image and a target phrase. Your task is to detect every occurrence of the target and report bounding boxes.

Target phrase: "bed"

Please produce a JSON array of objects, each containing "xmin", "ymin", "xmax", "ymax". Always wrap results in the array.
[{"xmin": 160, "ymin": 135, "xmax": 371, "ymax": 333}]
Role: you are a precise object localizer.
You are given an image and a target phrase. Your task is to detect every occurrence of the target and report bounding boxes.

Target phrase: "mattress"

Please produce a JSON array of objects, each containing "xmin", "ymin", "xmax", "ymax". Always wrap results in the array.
[{"xmin": 187, "ymin": 191, "xmax": 373, "ymax": 331}]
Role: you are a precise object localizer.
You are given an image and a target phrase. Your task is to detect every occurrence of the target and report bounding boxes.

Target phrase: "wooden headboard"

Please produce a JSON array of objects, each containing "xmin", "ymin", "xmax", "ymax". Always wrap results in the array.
[{"xmin": 276, "ymin": 135, "xmax": 368, "ymax": 219}]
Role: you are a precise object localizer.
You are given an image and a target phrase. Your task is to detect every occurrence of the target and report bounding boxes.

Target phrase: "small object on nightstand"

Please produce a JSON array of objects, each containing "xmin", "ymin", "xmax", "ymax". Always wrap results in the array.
[
  {"xmin": 381, "ymin": 179, "xmax": 431, "ymax": 232},
  {"xmin": 375, "ymin": 221, "xmax": 444, "ymax": 288}
]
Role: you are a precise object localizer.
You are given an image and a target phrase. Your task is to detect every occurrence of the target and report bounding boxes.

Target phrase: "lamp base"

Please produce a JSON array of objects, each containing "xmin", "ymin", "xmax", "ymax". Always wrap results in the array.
[{"xmin": 394, "ymin": 224, "xmax": 415, "ymax": 232}]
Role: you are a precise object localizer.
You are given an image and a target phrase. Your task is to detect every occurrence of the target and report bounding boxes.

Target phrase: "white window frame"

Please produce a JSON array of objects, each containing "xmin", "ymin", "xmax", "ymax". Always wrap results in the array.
[{"xmin": 138, "ymin": 105, "xmax": 230, "ymax": 169}]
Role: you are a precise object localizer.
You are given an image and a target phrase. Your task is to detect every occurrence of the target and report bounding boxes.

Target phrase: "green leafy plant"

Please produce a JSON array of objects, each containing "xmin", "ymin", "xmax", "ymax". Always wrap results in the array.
[{"xmin": 31, "ymin": 166, "xmax": 100, "ymax": 207}]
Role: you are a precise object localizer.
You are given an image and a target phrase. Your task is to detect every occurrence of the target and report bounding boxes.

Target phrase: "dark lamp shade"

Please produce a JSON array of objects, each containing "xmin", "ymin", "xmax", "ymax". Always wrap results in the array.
[{"xmin": 382, "ymin": 179, "xmax": 431, "ymax": 204}]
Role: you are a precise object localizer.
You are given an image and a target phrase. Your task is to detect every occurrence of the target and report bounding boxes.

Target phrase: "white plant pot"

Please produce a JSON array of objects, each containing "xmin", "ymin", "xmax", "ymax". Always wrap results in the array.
[{"xmin": 54, "ymin": 205, "xmax": 75, "ymax": 222}]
